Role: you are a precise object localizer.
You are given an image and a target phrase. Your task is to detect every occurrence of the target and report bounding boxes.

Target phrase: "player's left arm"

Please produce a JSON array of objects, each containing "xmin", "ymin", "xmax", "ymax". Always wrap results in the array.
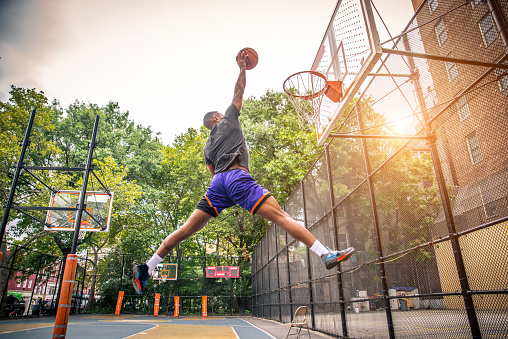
[{"xmin": 232, "ymin": 50, "xmax": 247, "ymax": 112}]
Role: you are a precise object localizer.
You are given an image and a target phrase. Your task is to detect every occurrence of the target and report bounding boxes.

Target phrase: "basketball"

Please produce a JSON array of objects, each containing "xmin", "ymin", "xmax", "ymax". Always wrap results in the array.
[{"xmin": 240, "ymin": 47, "xmax": 258, "ymax": 70}]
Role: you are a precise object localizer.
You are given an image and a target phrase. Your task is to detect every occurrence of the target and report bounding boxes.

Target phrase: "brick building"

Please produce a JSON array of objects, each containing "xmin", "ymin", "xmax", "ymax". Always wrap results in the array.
[{"xmin": 410, "ymin": 0, "xmax": 508, "ymax": 309}]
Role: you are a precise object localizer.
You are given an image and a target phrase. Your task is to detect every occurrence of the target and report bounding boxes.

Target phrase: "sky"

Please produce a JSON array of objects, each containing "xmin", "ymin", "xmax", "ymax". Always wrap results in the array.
[{"xmin": 0, "ymin": 0, "xmax": 416, "ymax": 145}]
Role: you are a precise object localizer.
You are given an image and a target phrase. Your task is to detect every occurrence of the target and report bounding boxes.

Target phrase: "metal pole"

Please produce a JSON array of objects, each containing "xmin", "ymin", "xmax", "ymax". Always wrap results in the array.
[
  {"xmin": 382, "ymin": 48, "xmax": 508, "ymax": 69},
  {"xmin": 487, "ymin": 0, "xmax": 508, "ymax": 52},
  {"xmin": 324, "ymin": 144, "xmax": 349, "ymax": 338},
  {"xmin": 203, "ymin": 244, "xmax": 206, "ymax": 296},
  {"xmin": 229, "ymin": 253, "xmax": 233, "ymax": 316},
  {"xmin": 70, "ymin": 115, "xmax": 100, "ymax": 254},
  {"xmin": 301, "ymin": 182, "xmax": 315, "ymax": 329},
  {"xmin": 120, "ymin": 254, "xmax": 125, "ymax": 293},
  {"xmin": 0, "ymin": 109, "xmax": 36, "ymax": 252},
  {"xmin": 28, "ymin": 253, "xmax": 44, "ymax": 315},
  {"xmin": 265, "ymin": 229, "xmax": 269, "ymax": 319},
  {"xmin": 274, "ymin": 225, "xmax": 283, "ymax": 322},
  {"xmin": 284, "ymin": 206, "xmax": 294, "ymax": 321},
  {"xmin": 2, "ymin": 245, "xmax": 18, "ymax": 308},
  {"xmin": 51, "ymin": 258, "xmax": 64, "ymax": 311},
  {"xmin": 78, "ymin": 251, "xmax": 88, "ymax": 314},
  {"xmin": 356, "ymin": 107, "xmax": 395, "ymax": 338},
  {"xmin": 176, "ymin": 245, "xmax": 180, "ymax": 297},
  {"xmin": 403, "ymin": 34, "xmax": 481, "ymax": 339}
]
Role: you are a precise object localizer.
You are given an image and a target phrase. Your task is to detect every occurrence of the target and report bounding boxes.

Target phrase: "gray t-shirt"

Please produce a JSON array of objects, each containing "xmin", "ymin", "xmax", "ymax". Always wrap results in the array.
[{"xmin": 203, "ymin": 104, "xmax": 250, "ymax": 174}]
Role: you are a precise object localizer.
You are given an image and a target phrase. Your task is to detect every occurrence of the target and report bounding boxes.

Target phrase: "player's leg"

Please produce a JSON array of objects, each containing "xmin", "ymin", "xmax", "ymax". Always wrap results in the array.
[
  {"xmin": 157, "ymin": 209, "xmax": 213, "ymax": 257},
  {"xmin": 254, "ymin": 196, "xmax": 315, "ymax": 246},
  {"xmin": 254, "ymin": 195, "xmax": 355, "ymax": 269},
  {"xmin": 133, "ymin": 209, "xmax": 213, "ymax": 294}
]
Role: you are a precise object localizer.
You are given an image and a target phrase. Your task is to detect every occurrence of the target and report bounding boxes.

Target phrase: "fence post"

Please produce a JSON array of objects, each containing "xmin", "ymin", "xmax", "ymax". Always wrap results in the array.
[
  {"xmin": 282, "ymin": 205, "xmax": 294, "ymax": 321},
  {"xmin": 28, "ymin": 253, "xmax": 44, "ymax": 315},
  {"xmin": 265, "ymin": 228, "xmax": 269, "ymax": 319},
  {"xmin": 301, "ymin": 182, "xmax": 316, "ymax": 329},
  {"xmin": 356, "ymin": 108, "xmax": 395, "ymax": 338},
  {"xmin": 274, "ymin": 225, "xmax": 283, "ymax": 322},
  {"xmin": 2, "ymin": 245, "xmax": 19, "ymax": 312},
  {"xmin": 78, "ymin": 251, "xmax": 88, "ymax": 314},
  {"xmin": 324, "ymin": 144, "xmax": 351, "ymax": 338},
  {"xmin": 119, "ymin": 253, "xmax": 124, "ymax": 294}
]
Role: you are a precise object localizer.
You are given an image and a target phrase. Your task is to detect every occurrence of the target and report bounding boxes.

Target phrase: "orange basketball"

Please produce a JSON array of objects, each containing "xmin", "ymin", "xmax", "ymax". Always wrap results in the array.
[{"xmin": 240, "ymin": 47, "xmax": 258, "ymax": 70}]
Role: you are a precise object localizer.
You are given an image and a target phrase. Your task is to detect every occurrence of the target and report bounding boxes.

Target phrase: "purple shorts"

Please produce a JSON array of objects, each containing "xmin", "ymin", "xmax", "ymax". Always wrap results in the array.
[{"xmin": 196, "ymin": 169, "xmax": 271, "ymax": 217}]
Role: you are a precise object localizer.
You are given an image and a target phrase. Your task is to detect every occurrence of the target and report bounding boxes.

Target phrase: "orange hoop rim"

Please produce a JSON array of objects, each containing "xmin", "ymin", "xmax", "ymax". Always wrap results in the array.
[{"xmin": 283, "ymin": 71, "xmax": 328, "ymax": 100}]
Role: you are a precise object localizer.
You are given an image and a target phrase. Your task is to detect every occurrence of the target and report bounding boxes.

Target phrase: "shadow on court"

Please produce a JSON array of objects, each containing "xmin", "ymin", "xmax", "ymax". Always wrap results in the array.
[{"xmin": 0, "ymin": 314, "xmax": 333, "ymax": 339}]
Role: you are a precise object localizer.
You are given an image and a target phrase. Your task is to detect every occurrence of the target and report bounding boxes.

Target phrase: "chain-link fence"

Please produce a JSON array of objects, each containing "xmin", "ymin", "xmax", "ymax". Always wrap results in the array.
[
  {"xmin": 0, "ymin": 245, "xmax": 251, "ymax": 318},
  {"xmin": 0, "ymin": 242, "xmax": 87, "ymax": 317},
  {"xmin": 252, "ymin": 1, "xmax": 508, "ymax": 338}
]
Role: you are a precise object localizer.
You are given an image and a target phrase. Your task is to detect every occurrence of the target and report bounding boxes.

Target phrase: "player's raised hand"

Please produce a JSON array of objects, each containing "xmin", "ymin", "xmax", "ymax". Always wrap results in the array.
[{"xmin": 236, "ymin": 50, "xmax": 247, "ymax": 71}]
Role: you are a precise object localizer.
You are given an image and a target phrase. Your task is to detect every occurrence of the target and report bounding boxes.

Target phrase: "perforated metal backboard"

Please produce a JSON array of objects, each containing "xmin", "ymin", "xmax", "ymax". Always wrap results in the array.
[
  {"xmin": 313, "ymin": 0, "xmax": 382, "ymax": 145},
  {"xmin": 44, "ymin": 190, "xmax": 114, "ymax": 232}
]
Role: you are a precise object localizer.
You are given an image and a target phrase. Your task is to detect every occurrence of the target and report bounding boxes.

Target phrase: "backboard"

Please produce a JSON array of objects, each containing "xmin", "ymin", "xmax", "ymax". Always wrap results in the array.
[
  {"xmin": 153, "ymin": 263, "xmax": 178, "ymax": 281},
  {"xmin": 312, "ymin": 0, "xmax": 382, "ymax": 145},
  {"xmin": 206, "ymin": 266, "xmax": 240, "ymax": 278},
  {"xmin": 44, "ymin": 190, "xmax": 114, "ymax": 232}
]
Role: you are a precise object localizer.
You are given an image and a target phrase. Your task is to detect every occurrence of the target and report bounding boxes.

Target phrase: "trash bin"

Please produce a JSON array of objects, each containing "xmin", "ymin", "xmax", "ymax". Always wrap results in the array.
[
  {"xmin": 31, "ymin": 304, "xmax": 41, "ymax": 316},
  {"xmin": 400, "ymin": 299, "xmax": 408, "ymax": 311}
]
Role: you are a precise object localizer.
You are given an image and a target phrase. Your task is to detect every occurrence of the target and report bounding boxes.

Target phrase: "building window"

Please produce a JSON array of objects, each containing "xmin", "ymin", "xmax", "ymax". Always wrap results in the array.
[
  {"xmin": 17, "ymin": 282, "xmax": 21, "ymax": 288},
  {"xmin": 495, "ymin": 69, "xmax": 508, "ymax": 91},
  {"xmin": 479, "ymin": 14, "xmax": 498, "ymax": 47},
  {"xmin": 456, "ymin": 95, "xmax": 470, "ymax": 121},
  {"xmin": 445, "ymin": 54, "xmax": 459, "ymax": 81},
  {"xmin": 435, "ymin": 19, "xmax": 448, "ymax": 46},
  {"xmin": 22, "ymin": 280, "xmax": 27, "ymax": 288},
  {"xmin": 466, "ymin": 131, "xmax": 483, "ymax": 164},
  {"xmin": 471, "ymin": 0, "xmax": 482, "ymax": 8},
  {"xmin": 428, "ymin": 0, "xmax": 438, "ymax": 13},
  {"xmin": 28, "ymin": 280, "xmax": 32, "ymax": 289}
]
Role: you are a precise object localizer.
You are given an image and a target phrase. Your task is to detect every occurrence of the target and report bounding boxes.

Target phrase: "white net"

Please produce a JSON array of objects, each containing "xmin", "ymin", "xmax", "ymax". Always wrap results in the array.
[
  {"xmin": 78, "ymin": 231, "xmax": 86, "ymax": 240},
  {"xmin": 283, "ymin": 71, "xmax": 328, "ymax": 129}
]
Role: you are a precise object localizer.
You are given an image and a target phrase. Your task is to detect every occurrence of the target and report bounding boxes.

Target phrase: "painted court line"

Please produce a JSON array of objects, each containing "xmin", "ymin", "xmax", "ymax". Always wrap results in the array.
[
  {"xmin": 231, "ymin": 327, "xmax": 240, "ymax": 339},
  {"xmin": 239, "ymin": 318, "xmax": 276, "ymax": 339},
  {"xmin": 122, "ymin": 324, "xmax": 159, "ymax": 339}
]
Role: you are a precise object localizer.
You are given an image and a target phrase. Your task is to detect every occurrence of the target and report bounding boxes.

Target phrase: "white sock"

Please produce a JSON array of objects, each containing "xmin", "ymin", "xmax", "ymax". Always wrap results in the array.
[
  {"xmin": 310, "ymin": 240, "xmax": 329, "ymax": 257},
  {"xmin": 146, "ymin": 253, "xmax": 163, "ymax": 276}
]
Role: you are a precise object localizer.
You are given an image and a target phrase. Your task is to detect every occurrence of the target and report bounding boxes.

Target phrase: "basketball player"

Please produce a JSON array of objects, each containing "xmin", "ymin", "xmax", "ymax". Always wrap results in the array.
[{"xmin": 133, "ymin": 50, "xmax": 355, "ymax": 294}]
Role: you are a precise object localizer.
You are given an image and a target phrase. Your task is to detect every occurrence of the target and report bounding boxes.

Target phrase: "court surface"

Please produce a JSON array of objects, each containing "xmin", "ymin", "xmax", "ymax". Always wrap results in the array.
[{"xmin": 0, "ymin": 315, "xmax": 333, "ymax": 339}]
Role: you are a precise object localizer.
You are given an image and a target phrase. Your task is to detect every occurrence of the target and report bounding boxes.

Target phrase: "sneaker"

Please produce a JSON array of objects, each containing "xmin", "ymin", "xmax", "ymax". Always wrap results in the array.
[
  {"xmin": 132, "ymin": 264, "xmax": 150, "ymax": 295},
  {"xmin": 321, "ymin": 247, "xmax": 356, "ymax": 269}
]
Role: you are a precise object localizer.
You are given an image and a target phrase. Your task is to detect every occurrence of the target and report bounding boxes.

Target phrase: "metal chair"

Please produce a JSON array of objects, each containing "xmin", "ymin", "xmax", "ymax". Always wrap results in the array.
[{"xmin": 286, "ymin": 306, "xmax": 311, "ymax": 338}]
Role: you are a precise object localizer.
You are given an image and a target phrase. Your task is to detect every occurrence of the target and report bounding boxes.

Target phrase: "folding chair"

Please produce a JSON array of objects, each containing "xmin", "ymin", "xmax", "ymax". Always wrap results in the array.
[{"xmin": 286, "ymin": 306, "xmax": 311, "ymax": 338}]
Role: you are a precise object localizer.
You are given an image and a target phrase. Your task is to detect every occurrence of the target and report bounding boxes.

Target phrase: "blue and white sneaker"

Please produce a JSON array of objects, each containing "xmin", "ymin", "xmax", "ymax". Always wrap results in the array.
[
  {"xmin": 321, "ymin": 247, "xmax": 356, "ymax": 269},
  {"xmin": 132, "ymin": 264, "xmax": 150, "ymax": 295}
]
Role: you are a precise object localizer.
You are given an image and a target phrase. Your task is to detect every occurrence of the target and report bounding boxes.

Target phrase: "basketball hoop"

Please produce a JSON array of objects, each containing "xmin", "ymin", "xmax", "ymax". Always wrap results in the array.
[{"xmin": 283, "ymin": 71, "xmax": 343, "ymax": 129}]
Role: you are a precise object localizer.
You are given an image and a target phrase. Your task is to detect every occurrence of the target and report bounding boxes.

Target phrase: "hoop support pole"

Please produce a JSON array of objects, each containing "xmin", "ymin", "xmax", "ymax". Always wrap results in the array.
[{"xmin": 52, "ymin": 254, "xmax": 79, "ymax": 339}]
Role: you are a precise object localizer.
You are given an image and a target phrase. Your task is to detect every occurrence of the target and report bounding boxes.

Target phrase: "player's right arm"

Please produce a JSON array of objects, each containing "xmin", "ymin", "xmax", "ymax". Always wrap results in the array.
[{"xmin": 232, "ymin": 50, "xmax": 247, "ymax": 112}]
